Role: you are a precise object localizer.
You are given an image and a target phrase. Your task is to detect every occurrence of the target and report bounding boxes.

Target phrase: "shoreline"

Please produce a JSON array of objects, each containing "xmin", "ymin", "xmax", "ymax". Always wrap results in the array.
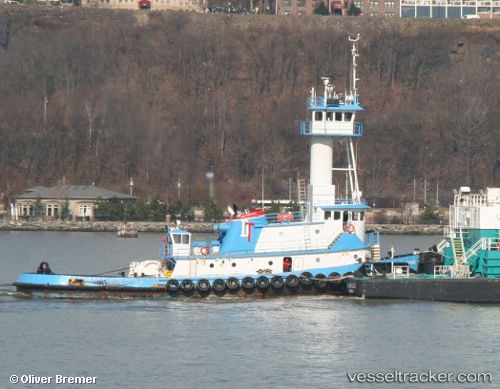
[{"xmin": 0, "ymin": 221, "xmax": 443, "ymax": 235}]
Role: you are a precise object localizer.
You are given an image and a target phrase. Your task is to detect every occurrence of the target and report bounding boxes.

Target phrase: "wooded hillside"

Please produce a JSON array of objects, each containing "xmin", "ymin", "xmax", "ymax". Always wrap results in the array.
[{"xmin": 0, "ymin": 8, "xmax": 499, "ymax": 208}]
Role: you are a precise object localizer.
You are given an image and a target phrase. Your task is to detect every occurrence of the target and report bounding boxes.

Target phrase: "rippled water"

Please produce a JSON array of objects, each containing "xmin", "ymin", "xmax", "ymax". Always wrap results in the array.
[{"xmin": 1, "ymin": 232, "xmax": 499, "ymax": 388}]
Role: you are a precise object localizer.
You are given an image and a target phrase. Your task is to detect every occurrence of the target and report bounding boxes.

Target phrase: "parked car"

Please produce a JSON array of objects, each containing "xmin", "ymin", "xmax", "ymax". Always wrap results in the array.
[
  {"xmin": 5, "ymin": 0, "xmax": 21, "ymax": 3},
  {"xmin": 463, "ymin": 14, "xmax": 480, "ymax": 19}
]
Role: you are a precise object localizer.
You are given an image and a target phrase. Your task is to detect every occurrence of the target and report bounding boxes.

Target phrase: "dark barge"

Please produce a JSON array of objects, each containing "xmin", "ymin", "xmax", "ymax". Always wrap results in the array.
[{"xmin": 344, "ymin": 277, "xmax": 500, "ymax": 303}]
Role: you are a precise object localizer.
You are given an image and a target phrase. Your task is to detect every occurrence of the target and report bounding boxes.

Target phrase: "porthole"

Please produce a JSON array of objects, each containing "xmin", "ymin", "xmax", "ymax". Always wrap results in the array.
[
  {"xmin": 268, "ymin": 261, "xmax": 273, "ymax": 266},
  {"xmin": 315, "ymin": 229, "xmax": 320, "ymax": 235},
  {"xmin": 209, "ymin": 263, "xmax": 214, "ymax": 268},
  {"xmin": 316, "ymin": 257, "xmax": 321, "ymax": 263},
  {"xmin": 232, "ymin": 262, "xmax": 236, "ymax": 267}
]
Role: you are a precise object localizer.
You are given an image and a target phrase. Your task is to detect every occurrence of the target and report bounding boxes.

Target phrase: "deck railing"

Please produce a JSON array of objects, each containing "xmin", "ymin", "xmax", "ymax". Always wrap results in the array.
[
  {"xmin": 300, "ymin": 121, "xmax": 363, "ymax": 136},
  {"xmin": 265, "ymin": 211, "xmax": 304, "ymax": 224},
  {"xmin": 434, "ymin": 265, "xmax": 470, "ymax": 278},
  {"xmin": 391, "ymin": 265, "xmax": 410, "ymax": 278},
  {"xmin": 307, "ymin": 94, "xmax": 359, "ymax": 107}
]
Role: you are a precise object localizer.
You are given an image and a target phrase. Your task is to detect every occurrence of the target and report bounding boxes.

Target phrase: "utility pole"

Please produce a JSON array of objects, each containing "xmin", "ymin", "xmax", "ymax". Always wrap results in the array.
[
  {"xmin": 176, "ymin": 178, "xmax": 182, "ymax": 201},
  {"xmin": 206, "ymin": 169, "xmax": 214, "ymax": 200},
  {"xmin": 436, "ymin": 177, "xmax": 439, "ymax": 207},
  {"xmin": 43, "ymin": 96, "xmax": 48, "ymax": 131},
  {"xmin": 261, "ymin": 167, "xmax": 264, "ymax": 209},
  {"xmin": 422, "ymin": 179, "xmax": 430, "ymax": 205}
]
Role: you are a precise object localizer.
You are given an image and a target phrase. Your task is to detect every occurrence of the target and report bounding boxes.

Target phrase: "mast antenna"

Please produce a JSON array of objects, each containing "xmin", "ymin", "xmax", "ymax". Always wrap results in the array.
[{"xmin": 348, "ymin": 34, "xmax": 360, "ymax": 98}]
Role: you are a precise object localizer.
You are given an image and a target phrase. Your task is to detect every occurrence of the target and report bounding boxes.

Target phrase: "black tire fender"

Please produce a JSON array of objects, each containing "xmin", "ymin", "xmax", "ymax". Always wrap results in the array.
[{"xmin": 285, "ymin": 274, "xmax": 299, "ymax": 288}]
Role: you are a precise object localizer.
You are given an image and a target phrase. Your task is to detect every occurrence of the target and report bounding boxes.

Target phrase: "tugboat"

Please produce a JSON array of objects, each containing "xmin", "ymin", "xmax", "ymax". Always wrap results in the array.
[
  {"xmin": 347, "ymin": 187, "xmax": 500, "ymax": 303},
  {"xmin": 13, "ymin": 36, "xmax": 418, "ymax": 300}
]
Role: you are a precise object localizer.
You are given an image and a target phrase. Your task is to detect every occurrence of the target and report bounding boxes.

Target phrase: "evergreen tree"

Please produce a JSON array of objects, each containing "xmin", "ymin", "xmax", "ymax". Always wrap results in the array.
[
  {"xmin": 60, "ymin": 197, "xmax": 70, "ymax": 221},
  {"xmin": 314, "ymin": 1, "xmax": 329, "ymax": 15},
  {"xmin": 202, "ymin": 201, "xmax": 224, "ymax": 222},
  {"xmin": 149, "ymin": 196, "xmax": 167, "ymax": 221},
  {"xmin": 33, "ymin": 196, "xmax": 44, "ymax": 219},
  {"xmin": 417, "ymin": 206, "xmax": 442, "ymax": 225},
  {"xmin": 94, "ymin": 197, "xmax": 125, "ymax": 221},
  {"xmin": 347, "ymin": 2, "xmax": 362, "ymax": 16}
]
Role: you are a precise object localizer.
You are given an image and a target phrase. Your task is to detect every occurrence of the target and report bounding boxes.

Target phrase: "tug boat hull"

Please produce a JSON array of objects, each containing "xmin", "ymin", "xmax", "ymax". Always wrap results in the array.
[
  {"xmin": 14, "ymin": 283, "xmax": 347, "ymax": 300},
  {"xmin": 14, "ymin": 271, "xmax": 349, "ymax": 300}
]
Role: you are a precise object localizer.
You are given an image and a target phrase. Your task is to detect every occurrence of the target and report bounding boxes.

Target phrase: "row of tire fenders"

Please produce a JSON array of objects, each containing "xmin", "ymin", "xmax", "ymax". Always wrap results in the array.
[{"xmin": 163, "ymin": 271, "xmax": 351, "ymax": 294}]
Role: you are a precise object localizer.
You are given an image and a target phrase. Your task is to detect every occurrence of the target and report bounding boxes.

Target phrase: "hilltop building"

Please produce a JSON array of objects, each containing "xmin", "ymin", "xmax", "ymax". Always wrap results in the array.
[
  {"xmin": 275, "ymin": 0, "xmax": 498, "ymax": 18},
  {"xmin": 70, "ymin": 0, "xmax": 499, "ymax": 18},
  {"xmin": 80, "ymin": 0, "xmax": 202, "ymax": 11}
]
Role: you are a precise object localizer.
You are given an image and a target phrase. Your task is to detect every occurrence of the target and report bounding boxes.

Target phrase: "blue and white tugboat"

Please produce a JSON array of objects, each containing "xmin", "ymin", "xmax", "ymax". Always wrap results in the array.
[{"xmin": 13, "ymin": 36, "xmax": 418, "ymax": 300}]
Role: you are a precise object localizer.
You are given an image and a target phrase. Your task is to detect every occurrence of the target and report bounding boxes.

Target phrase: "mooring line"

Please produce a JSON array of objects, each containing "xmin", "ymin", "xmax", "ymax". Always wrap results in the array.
[{"xmin": 91, "ymin": 267, "xmax": 130, "ymax": 276}]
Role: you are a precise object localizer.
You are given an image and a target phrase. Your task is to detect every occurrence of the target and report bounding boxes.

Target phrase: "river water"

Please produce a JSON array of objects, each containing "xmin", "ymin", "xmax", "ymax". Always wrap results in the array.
[{"xmin": 1, "ymin": 232, "xmax": 498, "ymax": 388}]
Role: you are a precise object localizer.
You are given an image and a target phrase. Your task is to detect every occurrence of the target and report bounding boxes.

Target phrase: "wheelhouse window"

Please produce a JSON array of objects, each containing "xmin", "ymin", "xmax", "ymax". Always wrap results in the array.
[
  {"xmin": 344, "ymin": 112, "xmax": 353, "ymax": 121},
  {"xmin": 172, "ymin": 233, "xmax": 190, "ymax": 245},
  {"xmin": 352, "ymin": 212, "xmax": 365, "ymax": 221},
  {"xmin": 315, "ymin": 112, "xmax": 323, "ymax": 121}
]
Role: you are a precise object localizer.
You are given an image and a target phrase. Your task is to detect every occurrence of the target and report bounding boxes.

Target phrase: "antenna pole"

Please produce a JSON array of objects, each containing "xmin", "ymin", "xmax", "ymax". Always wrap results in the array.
[{"xmin": 349, "ymin": 34, "xmax": 360, "ymax": 100}]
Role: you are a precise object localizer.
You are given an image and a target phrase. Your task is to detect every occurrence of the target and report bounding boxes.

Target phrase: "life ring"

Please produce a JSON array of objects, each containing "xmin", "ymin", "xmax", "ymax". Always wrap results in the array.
[
  {"xmin": 200, "ymin": 246, "xmax": 210, "ymax": 256},
  {"xmin": 344, "ymin": 223, "xmax": 355, "ymax": 233}
]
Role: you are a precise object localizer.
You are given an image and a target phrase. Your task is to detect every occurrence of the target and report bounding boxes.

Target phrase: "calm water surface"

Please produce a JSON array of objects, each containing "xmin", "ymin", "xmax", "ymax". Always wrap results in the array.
[{"xmin": 1, "ymin": 232, "xmax": 498, "ymax": 388}]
